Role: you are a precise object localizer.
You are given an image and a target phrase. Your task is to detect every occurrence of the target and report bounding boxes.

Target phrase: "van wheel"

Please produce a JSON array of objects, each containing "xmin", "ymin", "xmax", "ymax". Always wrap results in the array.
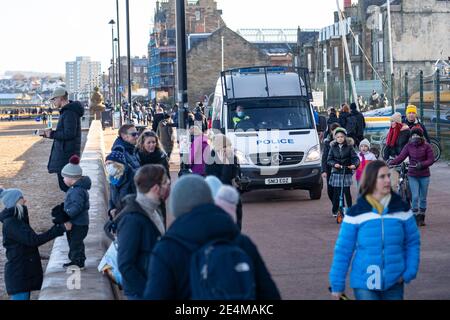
[{"xmin": 309, "ymin": 181, "xmax": 323, "ymax": 200}]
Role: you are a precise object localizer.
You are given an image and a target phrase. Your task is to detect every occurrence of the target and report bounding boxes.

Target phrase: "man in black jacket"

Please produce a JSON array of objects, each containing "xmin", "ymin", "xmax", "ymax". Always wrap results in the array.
[
  {"xmin": 44, "ymin": 87, "xmax": 84, "ymax": 192},
  {"xmin": 116, "ymin": 165, "xmax": 170, "ymax": 300},
  {"xmin": 143, "ymin": 175, "xmax": 281, "ymax": 300}
]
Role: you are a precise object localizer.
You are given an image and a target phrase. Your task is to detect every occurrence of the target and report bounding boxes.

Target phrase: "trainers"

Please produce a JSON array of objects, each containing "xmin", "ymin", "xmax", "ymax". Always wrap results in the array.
[
  {"xmin": 63, "ymin": 262, "xmax": 85, "ymax": 270},
  {"xmin": 332, "ymin": 212, "xmax": 337, "ymax": 218}
]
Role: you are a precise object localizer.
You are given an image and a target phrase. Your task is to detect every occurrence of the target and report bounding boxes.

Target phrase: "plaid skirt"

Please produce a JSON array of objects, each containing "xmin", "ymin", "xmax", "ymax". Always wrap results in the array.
[{"xmin": 329, "ymin": 173, "xmax": 354, "ymax": 187}]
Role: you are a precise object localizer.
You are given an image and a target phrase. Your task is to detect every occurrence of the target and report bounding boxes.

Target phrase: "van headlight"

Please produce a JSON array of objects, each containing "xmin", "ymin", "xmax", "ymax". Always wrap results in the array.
[
  {"xmin": 305, "ymin": 145, "xmax": 321, "ymax": 162},
  {"xmin": 235, "ymin": 150, "xmax": 250, "ymax": 165}
]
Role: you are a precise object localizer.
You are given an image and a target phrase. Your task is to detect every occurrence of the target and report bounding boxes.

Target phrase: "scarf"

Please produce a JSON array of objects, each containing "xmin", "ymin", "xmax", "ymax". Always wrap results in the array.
[
  {"xmin": 366, "ymin": 194, "xmax": 392, "ymax": 215},
  {"xmin": 135, "ymin": 193, "xmax": 165, "ymax": 235},
  {"xmin": 386, "ymin": 123, "xmax": 402, "ymax": 147}
]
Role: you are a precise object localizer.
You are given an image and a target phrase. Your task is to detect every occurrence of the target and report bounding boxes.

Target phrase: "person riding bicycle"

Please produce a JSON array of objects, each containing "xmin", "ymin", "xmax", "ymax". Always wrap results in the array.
[
  {"xmin": 327, "ymin": 127, "xmax": 360, "ymax": 218},
  {"xmin": 403, "ymin": 105, "xmax": 430, "ymax": 143},
  {"xmin": 389, "ymin": 127, "xmax": 434, "ymax": 227}
]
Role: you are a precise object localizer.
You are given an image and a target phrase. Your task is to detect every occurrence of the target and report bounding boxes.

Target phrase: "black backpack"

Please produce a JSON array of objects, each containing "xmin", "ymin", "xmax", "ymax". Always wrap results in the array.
[{"xmin": 168, "ymin": 236, "xmax": 256, "ymax": 300}]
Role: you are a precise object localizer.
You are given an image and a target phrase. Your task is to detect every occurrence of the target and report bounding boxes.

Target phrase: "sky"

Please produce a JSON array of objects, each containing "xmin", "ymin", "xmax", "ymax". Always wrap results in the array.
[{"xmin": 0, "ymin": 0, "xmax": 350, "ymax": 75}]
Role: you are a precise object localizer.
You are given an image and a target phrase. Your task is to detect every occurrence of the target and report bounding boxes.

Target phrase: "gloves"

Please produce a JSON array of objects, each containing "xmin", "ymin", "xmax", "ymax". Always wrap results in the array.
[
  {"xmin": 415, "ymin": 162, "xmax": 423, "ymax": 170},
  {"xmin": 51, "ymin": 203, "xmax": 71, "ymax": 224}
]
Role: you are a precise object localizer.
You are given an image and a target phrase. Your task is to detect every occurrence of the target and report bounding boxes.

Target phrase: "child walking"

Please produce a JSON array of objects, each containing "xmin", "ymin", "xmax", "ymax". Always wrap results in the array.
[
  {"xmin": 61, "ymin": 155, "xmax": 91, "ymax": 269},
  {"xmin": 327, "ymin": 128, "xmax": 360, "ymax": 218},
  {"xmin": 355, "ymin": 139, "xmax": 377, "ymax": 191}
]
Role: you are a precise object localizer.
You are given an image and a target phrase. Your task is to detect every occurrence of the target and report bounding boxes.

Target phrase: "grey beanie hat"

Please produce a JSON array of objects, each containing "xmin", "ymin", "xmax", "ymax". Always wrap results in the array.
[
  {"xmin": 61, "ymin": 155, "xmax": 82, "ymax": 179},
  {"xmin": 169, "ymin": 175, "xmax": 214, "ymax": 219},
  {"xmin": 0, "ymin": 188, "xmax": 24, "ymax": 209},
  {"xmin": 205, "ymin": 176, "xmax": 223, "ymax": 198}
]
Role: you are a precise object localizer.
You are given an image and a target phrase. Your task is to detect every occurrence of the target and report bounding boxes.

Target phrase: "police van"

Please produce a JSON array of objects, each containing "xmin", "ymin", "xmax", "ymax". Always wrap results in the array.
[{"xmin": 211, "ymin": 66, "xmax": 323, "ymax": 199}]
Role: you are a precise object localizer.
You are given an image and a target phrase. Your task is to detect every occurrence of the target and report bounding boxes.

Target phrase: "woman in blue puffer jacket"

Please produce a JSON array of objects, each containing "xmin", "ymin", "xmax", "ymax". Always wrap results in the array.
[{"xmin": 329, "ymin": 160, "xmax": 420, "ymax": 300}]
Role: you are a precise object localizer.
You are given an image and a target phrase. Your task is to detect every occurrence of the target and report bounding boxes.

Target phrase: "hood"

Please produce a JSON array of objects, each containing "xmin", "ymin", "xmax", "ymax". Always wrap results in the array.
[
  {"xmin": 61, "ymin": 101, "xmax": 84, "ymax": 117},
  {"xmin": 330, "ymin": 137, "xmax": 355, "ymax": 147},
  {"xmin": 165, "ymin": 204, "xmax": 239, "ymax": 246},
  {"xmin": 113, "ymin": 137, "xmax": 137, "ymax": 155},
  {"xmin": 0, "ymin": 207, "xmax": 15, "ymax": 223},
  {"xmin": 73, "ymin": 176, "xmax": 92, "ymax": 190}
]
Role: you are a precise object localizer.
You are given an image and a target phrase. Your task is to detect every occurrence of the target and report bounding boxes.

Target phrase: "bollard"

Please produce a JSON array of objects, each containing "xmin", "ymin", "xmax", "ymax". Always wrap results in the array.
[{"xmin": 435, "ymin": 69, "xmax": 441, "ymax": 141}]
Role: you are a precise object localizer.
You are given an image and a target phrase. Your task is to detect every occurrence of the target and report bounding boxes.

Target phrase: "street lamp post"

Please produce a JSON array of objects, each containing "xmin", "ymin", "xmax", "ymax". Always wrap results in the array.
[
  {"xmin": 125, "ymin": 0, "xmax": 132, "ymax": 123},
  {"xmin": 116, "ymin": 0, "xmax": 122, "ymax": 111},
  {"xmin": 108, "ymin": 19, "xmax": 116, "ymax": 110}
]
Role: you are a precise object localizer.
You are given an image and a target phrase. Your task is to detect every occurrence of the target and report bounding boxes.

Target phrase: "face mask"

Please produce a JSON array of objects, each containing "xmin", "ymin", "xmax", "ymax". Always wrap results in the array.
[
  {"xmin": 106, "ymin": 164, "xmax": 118, "ymax": 176},
  {"xmin": 237, "ymin": 112, "xmax": 244, "ymax": 118}
]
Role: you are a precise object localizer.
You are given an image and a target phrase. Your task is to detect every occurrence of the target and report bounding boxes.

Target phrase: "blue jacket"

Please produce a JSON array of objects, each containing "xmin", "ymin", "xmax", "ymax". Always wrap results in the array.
[
  {"xmin": 143, "ymin": 204, "xmax": 281, "ymax": 300},
  {"xmin": 329, "ymin": 193, "xmax": 420, "ymax": 293},
  {"xmin": 112, "ymin": 137, "xmax": 141, "ymax": 171},
  {"xmin": 116, "ymin": 196, "xmax": 163, "ymax": 298},
  {"xmin": 109, "ymin": 138, "xmax": 140, "ymax": 213},
  {"xmin": 64, "ymin": 176, "xmax": 91, "ymax": 226}
]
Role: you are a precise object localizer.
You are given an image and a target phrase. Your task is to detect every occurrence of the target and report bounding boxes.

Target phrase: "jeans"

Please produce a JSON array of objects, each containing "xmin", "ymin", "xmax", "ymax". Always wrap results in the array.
[
  {"xmin": 353, "ymin": 282, "xmax": 404, "ymax": 300},
  {"xmin": 57, "ymin": 172, "xmax": 70, "ymax": 192},
  {"xmin": 408, "ymin": 176, "xmax": 430, "ymax": 212},
  {"xmin": 10, "ymin": 292, "xmax": 31, "ymax": 300},
  {"xmin": 66, "ymin": 225, "xmax": 89, "ymax": 265}
]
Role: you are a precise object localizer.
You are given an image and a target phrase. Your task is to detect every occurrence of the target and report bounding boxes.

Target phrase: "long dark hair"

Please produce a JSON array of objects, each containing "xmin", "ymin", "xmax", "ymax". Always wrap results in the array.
[
  {"xmin": 137, "ymin": 130, "xmax": 165, "ymax": 154},
  {"xmin": 359, "ymin": 160, "xmax": 390, "ymax": 196}
]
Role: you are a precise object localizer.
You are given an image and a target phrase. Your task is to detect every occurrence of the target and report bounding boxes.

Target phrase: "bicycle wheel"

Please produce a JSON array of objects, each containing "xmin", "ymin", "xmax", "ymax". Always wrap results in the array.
[
  {"xmin": 399, "ymin": 180, "xmax": 411, "ymax": 205},
  {"xmin": 430, "ymin": 138, "xmax": 441, "ymax": 162}
]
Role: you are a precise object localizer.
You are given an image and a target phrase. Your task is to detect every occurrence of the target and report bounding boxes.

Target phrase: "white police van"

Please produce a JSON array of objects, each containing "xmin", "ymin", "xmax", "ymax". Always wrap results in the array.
[{"xmin": 211, "ymin": 66, "xmax": 323, "ymax": 199}]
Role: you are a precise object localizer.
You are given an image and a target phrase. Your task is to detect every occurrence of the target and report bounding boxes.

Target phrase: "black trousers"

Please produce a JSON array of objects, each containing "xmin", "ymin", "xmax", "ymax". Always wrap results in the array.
[
  {"xmin": 326, "ymin": 174, "xmax": 333, "ymax": 203},
  {"xmin": 66, "ymin": 225, "xmax": 89, "ymax": 265},
  {"xmin": 57, "ymin": 172, "xmax": 70, "ymax": 192},
  {"xmin": 236, "ymin": 198, "xmax": 243, "ymax": 230},
  {"xmin": 332, "ymin": 186, "xmax": 352, "ymax": 214}
]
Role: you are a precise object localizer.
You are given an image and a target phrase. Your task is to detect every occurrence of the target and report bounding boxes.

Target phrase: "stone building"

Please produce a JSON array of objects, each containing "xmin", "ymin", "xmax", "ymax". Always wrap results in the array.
[
  {"xmin": 148, "ymin": 0, "xmax": 225, "ymax": 101},
  {"xmin": 186, "ymin": 26, "xmax": 270, "ymax": 104}
]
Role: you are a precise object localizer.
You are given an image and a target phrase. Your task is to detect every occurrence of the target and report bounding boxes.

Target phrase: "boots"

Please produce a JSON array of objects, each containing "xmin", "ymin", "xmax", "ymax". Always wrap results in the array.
[{"xmin": 418, "ymin": 209, "xmax": 426, "ymax": 227}]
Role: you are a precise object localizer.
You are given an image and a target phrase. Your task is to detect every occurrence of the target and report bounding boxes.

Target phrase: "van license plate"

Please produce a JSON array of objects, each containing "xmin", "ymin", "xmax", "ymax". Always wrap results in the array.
[{"xmin": 265, "ymin": 178, "xmax": 292, "ymax": 185}]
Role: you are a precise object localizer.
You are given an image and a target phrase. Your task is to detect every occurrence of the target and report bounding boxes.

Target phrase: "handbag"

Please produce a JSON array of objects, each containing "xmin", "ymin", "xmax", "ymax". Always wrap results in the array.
[{"xmin": 98, "ymin": 241, "xmax": 123, "ymax": 288}]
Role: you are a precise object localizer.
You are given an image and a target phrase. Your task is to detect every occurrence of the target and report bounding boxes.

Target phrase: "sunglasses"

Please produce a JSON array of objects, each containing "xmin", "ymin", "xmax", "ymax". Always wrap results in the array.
[{"xmin": 128, "ymin": 132, "xmax": 139, "ymax": 137}]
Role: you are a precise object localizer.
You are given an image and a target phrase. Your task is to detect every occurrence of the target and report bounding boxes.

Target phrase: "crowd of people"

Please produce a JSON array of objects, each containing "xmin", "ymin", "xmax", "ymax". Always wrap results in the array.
[{"xmin": 0, "ymin": 86, "xmax": 439, "ymax": 300}]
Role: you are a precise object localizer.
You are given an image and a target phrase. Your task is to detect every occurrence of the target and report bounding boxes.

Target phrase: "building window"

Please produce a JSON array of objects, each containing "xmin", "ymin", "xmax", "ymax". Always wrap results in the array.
[
  {"xmin": 353, "ymin": 34, "xmax": 360, "ymax": 56},
  {"xmin": 195, "ymin": 10, "xmax": 201, "ymax": 21},
  {"xmin": 379, "ymin": 13, "xmax": 383, "ymax": 32},
  {"xmin": 378, "ymin": 40, "xmax": 384, "ymax": 63},
  {"xmin": 355, "ymin": 65, "xmax": 360, "ymax": 80},
  {"xmin": 307, "ymin": 53, "xmax": 312, "ymax": 71},
  {"xmin": 334, "ymin": 47, "xmax": 339, "ymax": 68}
]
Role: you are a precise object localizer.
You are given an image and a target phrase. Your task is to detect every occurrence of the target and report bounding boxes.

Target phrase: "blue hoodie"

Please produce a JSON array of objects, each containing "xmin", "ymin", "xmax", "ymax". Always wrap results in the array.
[{"xmin": 329, "ymin": 192, "xmax": 420, "ymax": 293}]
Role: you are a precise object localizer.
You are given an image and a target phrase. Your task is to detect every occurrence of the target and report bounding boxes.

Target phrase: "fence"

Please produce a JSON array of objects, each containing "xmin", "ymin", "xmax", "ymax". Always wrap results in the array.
[{"xmin": 317, "ymin": 68, "xmax": 450, "ymax": 160}]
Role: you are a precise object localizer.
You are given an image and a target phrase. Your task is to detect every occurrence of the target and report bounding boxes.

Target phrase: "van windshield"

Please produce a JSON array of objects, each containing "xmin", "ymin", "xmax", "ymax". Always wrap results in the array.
[{"xmin": 228, "ymin": 98, "xmax": 313, "ymax": 131}]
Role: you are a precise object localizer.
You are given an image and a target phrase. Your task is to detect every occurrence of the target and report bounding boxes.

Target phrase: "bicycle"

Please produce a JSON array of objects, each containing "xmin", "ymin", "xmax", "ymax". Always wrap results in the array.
[
  {"xmin": 381, "ymin": 136, "xmax": 442, "ymax": 163},
  {"xmin": 388, "ymin": 161, "xmax": 416, "ymax": 206}
]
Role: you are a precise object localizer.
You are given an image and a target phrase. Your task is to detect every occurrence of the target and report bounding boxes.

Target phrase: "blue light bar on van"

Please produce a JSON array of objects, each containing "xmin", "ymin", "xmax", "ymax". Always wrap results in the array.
[{"xmin": 234, "ymin": 66, "xmax": 289, "ymax": 74}]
